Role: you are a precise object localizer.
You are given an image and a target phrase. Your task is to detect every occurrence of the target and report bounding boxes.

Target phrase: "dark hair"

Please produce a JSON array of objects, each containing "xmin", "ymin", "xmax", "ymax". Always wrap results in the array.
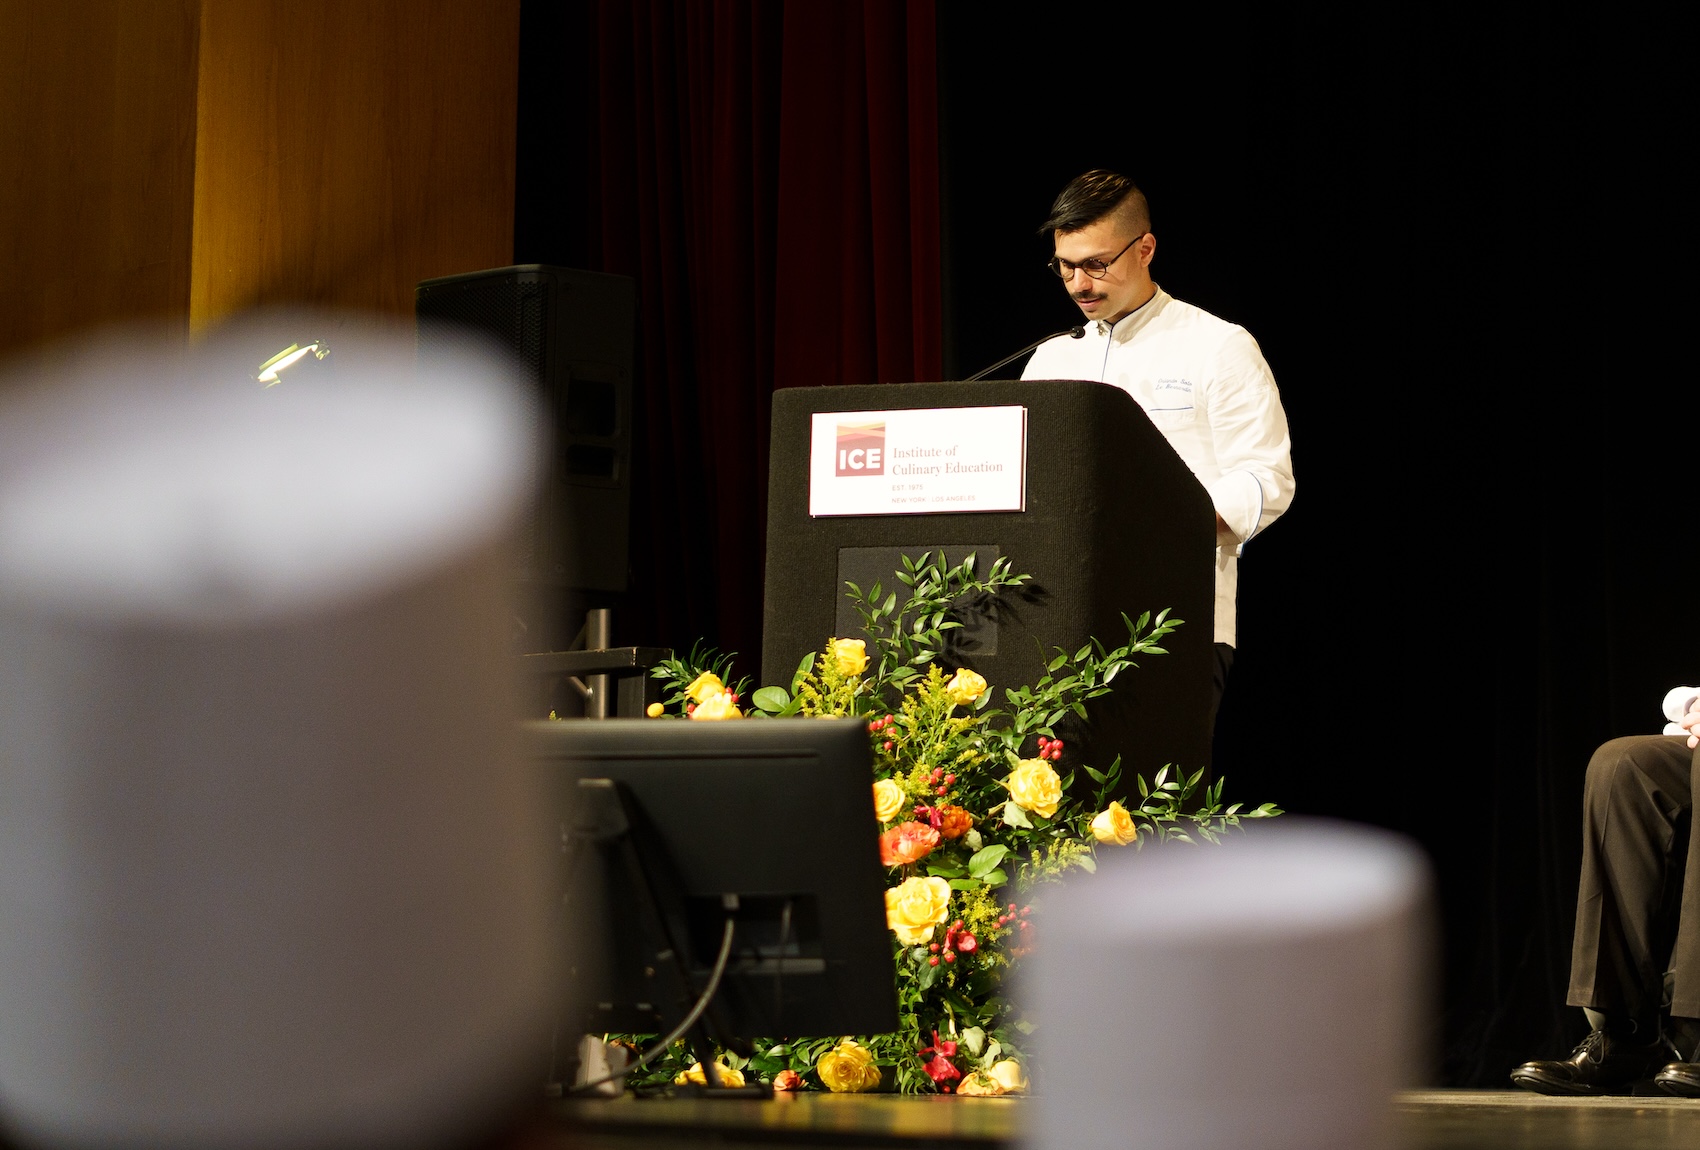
[{"xmin": 1041, "ymin": 170, "xmax": 1150, "ymax": 236}]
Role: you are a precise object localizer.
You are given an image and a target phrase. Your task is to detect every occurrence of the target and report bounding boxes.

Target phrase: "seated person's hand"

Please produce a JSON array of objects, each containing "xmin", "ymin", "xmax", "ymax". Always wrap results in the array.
[{"xmin": 1682, "ymin": 702, "xmax": 1700, "ymax": 749}]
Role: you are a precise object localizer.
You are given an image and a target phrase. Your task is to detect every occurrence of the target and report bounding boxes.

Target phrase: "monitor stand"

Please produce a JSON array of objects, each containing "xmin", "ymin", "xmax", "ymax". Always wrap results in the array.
[{"xmin": 565, "ymin": 778, "xmax": 772, "ymax": 1099}]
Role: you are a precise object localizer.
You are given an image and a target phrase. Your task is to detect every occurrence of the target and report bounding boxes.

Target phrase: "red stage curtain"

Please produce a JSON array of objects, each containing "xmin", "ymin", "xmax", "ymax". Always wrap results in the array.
[{"xmin": 579, "ymin": 0, "xmax": 940, "ymax": 672}]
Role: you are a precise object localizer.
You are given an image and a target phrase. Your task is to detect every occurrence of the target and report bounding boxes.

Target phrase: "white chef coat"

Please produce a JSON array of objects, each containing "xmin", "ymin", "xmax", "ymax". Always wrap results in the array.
[{"xmin": 1022, "ymin": 287, "xmax": 1294, "ymax": 646}]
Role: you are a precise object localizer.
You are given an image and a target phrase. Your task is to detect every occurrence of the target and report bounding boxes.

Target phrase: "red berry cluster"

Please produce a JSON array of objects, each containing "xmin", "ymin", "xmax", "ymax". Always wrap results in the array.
[
  {"xmin": 926, "ymin": 766, "xmax": 955, "ymax": 796},
  {"xmin": 926, "ymin": 919, "xmax": 978, "ymax": 966},
  {"xmin": 868, "ymin": 714, "xmax": 897, "ymax": 751},
  {"xmin": 1035, "ymin": 735, "xmax": 1064, "ymax": 761},
  {"xmin": 996, "ymin": 903, "xmax": 1032, "ymax": 932}
]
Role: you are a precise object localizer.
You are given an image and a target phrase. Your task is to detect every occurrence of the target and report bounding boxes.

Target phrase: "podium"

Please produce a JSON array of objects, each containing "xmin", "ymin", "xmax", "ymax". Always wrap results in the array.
[{"xmin": 761, "ymin": 379, "xmax": 1217, "ymax": 787}]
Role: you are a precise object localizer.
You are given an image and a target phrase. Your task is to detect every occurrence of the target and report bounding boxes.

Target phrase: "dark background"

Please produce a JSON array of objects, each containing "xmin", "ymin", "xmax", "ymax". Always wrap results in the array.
[{"xmin": 515, "ymin": 1, "xmax": 1696, "ymax": 1084}]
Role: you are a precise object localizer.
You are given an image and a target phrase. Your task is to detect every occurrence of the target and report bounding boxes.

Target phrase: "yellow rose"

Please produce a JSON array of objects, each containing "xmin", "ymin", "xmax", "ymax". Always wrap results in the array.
[
  {"xmin": 829, "ymin": 638, "xmax": 869, "ymax": 676},
  {"xmin": 1090, "ymin": 800, "xmax": 1138, "ymax": 846},
  {"xmin": 685, "ymin": 672, "xmax": 725, "ymax": 704},
  {"xmin": 944, "ymin": 667, "xmax": 987, "ymax": 706},
  {"xmin": 817, "ymin": 1040, "xmax": 882, "ymax": 1093},
  {"xmin": 674, "ymin": 1061, "xmax": 745, "ymax": 1087},
  {"xmin": 957, "ymin": 1059, "xmax": 1027, "ymax": 1096},
  {"xmin": 884, "ymin": 875, "xmax": 952, "ymax": 945},
  {"xmin": 1005, "ymin": 758, "xmax": 1062, "ymax": 819},
  {"xmin": 988, "ymin": 1059, "xmax": 1028, "ymax": 1093},
  {"xmin": 690, "ymin": 690, "xmax": 744, "ymax": 721},
  {"xmin": 873, "ymin": 778, "xmax": 905, "ymax": 823}
]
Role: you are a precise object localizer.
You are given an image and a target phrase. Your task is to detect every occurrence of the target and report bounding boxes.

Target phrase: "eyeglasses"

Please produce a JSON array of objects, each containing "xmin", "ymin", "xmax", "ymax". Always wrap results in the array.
[{"xmin": 1045, "ymin": 234, "xmax": 1145, "ymax": 279}]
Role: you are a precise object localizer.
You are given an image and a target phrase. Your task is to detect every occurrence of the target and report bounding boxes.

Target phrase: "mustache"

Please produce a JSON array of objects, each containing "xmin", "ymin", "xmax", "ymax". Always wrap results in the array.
[{"xmin": 1073, "ymin": 291, "xmax": 1104, "ymax": 302}]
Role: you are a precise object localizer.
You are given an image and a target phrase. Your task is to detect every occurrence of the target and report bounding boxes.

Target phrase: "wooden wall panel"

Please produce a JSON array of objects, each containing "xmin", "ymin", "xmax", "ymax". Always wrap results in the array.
[
  {"xmin": 0, "ymin": 1, "xmax": 201, "ymax": 358},
  {"xmin": 189, "ymin": 0, "xmax": 521, "ymax": 329}
]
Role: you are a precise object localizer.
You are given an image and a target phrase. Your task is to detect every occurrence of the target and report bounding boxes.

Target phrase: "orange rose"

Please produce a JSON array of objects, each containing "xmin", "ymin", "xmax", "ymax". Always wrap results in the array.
[
  {"xmin": 772, "ymin": 1068, "xmax": 804, "ymax": 1091},
  {"xmin": 880, "ymin": 821, "xmax": 940, "ymax": 867},
  {"xmin": 936, "ymin": 804, "xmax": 974, "ymax": 840}
]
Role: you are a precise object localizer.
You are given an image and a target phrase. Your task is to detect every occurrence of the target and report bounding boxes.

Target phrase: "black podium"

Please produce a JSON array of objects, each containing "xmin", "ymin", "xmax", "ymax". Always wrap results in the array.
[{"xmin": 760, "ymin": 379, "xmax": 1216, "ymax": 787}]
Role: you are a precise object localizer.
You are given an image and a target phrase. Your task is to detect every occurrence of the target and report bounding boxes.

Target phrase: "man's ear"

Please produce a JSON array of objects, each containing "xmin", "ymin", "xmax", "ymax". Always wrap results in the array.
[{"xmin": 1138, "ymin": 232, "xmax": 1157, "ymax": 269}]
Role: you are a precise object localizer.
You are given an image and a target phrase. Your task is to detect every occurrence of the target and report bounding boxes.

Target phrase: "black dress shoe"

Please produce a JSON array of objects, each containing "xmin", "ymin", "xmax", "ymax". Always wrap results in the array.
[
  {"xmin": 1510, "ymin": 1029, "xmax": 1672, "ymax": 1095},
  {"xmin": 1655, "ymin": 1061, "xmax": 1700, "ymax": 1097}
]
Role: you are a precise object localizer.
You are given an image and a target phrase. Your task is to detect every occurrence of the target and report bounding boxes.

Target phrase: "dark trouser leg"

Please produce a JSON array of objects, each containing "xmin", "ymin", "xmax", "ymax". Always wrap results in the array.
[
  {"xmin": 1209, "ymin": 642, "xmax": 1234, "ymax": 733},
  {"xmin": 1668, "ymin": 739, "xmax": 1700, "ymax": 1019},
  {"xmin": 1568, "ymin": 735, "xmax": 1697, "ymax": 1018}
]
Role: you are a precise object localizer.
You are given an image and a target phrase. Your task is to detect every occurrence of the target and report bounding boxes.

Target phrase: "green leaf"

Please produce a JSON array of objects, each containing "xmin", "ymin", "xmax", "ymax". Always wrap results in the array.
[
  {"xmin": 1078, "ymin": 854, "xmax": 1097, "ymax": 873},
  {"xmin": 949, "ymin": 878, "xmax": 983, "ymax": 891},
  {"xmin": 962, "ymin": 1026, "xmax": 986, "ymax": 1056},
  {"xmin": 1082, "ymin": 764, "xmax": 1108, "ymax": 783},
  {"xmin": 926, "ymin": 861, "xmax": 966, "ymax": 878},
  {"xmin": 982, "ymin": 867, "xmax": 1008, "ymax": 887},
  {"xmin": 791, "ymin": 651, "xmax": 816, "ymax": 690},
  {"xmin": 1002, "ymin": 803, "xmax": 1032, "ymax": 828},
  {"xmin": 967, "ymin": 844, "xmax": 1010, "ymax": 877},
  {"xmin": 752, "ymin": 686, "xmax": 790, "ymax": 713}
]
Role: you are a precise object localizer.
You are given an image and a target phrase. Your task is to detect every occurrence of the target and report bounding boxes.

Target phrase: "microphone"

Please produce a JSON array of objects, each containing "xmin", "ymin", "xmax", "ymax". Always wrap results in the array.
[{"xmin": 963, "ymin": 326, "xmax": 1084, "ymax": 382}]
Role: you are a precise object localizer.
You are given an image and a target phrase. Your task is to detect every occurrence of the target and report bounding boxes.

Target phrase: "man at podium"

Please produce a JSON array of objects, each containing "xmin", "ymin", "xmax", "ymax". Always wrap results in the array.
[{"xmin": 1021, "ymin": 170, "xmax": 1295, "ymax": 701}]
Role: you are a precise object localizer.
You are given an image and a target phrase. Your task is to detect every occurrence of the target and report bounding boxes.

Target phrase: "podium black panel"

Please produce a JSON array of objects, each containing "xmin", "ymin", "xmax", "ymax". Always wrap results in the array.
[{"xmin": 762, "ymin": 380, "xmax": 1215, "ymax": 787}]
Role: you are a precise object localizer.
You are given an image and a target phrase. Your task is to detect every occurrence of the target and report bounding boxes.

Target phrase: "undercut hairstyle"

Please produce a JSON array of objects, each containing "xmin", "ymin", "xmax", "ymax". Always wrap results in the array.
[{"xmin": 1040, "ymin": 170, "xmax": 1151, "ymax": 237}]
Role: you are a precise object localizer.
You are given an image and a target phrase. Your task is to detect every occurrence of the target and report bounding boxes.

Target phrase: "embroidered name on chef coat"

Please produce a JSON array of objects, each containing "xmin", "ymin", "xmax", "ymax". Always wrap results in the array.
[{"xmin": 1151, "ymin": 377, "xmax": 1194, "ymax": 411}]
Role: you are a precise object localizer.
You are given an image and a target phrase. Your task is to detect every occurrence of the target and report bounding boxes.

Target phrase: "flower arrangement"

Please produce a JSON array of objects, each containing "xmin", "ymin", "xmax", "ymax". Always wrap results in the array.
[{"xmin": 630, "ymin": 552, "xmax": 1278, "ymax": 1094}]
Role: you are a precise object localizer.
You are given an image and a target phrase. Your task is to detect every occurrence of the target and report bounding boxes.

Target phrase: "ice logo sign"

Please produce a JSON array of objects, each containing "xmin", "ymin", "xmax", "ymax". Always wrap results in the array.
[{"xmin": 835, "ymin": 420, "xmax": 885, "ymax": 476}]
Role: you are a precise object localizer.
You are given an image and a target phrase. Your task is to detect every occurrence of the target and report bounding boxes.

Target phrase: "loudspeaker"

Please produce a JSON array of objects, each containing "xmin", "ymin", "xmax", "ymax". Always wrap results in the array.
[{"xmin": 415, "ymin": 264, "xmax": 636, "ymax": 599}]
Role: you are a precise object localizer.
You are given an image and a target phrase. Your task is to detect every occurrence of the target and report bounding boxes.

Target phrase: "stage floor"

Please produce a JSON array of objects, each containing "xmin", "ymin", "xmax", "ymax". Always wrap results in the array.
[{"xmin": 547, "ymin": 1089, "xmax": 1700, "ymax": 1150}]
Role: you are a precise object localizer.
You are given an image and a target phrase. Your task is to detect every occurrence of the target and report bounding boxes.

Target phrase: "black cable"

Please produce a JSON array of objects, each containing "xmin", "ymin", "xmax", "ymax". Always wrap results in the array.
[{"xmin": 566, "ymin": 915, "xmax": 739, "ymax": 1096}]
